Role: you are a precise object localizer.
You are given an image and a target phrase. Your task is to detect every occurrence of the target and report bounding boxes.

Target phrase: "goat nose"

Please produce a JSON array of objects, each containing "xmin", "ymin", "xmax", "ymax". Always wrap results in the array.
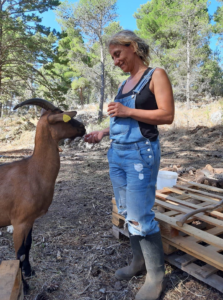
[{"xmin": 80, "ymin": 126, "xmax": 86, "ymax": 135}]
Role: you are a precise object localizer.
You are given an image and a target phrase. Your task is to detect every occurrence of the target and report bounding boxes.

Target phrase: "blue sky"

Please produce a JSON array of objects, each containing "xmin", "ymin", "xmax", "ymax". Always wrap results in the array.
[{"xmin": 41, "ymin": 0, "xmax": 222, "ymax": 53}]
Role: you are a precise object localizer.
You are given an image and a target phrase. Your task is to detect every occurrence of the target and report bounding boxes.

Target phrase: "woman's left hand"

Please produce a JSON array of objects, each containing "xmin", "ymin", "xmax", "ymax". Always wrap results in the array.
[{"xmin": 107, "ymin": 102, "xmax": 131, "ymax": 118}]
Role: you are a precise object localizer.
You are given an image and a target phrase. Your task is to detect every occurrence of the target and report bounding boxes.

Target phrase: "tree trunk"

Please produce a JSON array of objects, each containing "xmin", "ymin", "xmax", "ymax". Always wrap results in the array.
[
  {"xmin": 98, "ymin": 44, "xmax": 105, "ymax": 123},
  {"xmin": 186, "ymin": 20, "xmax": 191, "ymax": 110},
  {"xmin": 80, "ymin": 87, "xmax": 84, "ymax": 107}
]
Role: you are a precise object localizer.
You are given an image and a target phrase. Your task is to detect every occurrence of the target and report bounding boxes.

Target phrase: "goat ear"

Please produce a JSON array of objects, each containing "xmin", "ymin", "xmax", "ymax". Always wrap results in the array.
[
  {"xmin": 64, "ymin": 111, "xmax": 77, "ymax": 118},
  {"xmin": 48, "ymin": 111, "xmax": 77, "ymax": 124}
]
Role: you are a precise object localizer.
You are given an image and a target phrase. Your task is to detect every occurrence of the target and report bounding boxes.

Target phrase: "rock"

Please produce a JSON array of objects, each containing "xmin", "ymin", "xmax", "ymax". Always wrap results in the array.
[
  {"xmin": 64, "ymin": 138, "xmax": 72, "ymax": 146},
  {"xmin": 186, "ymin": 166, "xmax": 196, "ymax": 172},
  {"xmin": 196, "ymin": 169, "xmax": 206, "ymax": 183},
  {"xmin": 172, "ymin": 165, "xmax": 178, "ymax": 172},
  {"xmin": 177, "ymin": 167, "xmax": 185, "ymax": 175},
  {"xmin": 99, "ymin": 288, "xmax": 106, "ymax": 294},
  {"xmin": 214, "ymin": 168, "xmax": 223, "ymax": 174},
  {"xmin": 7, "ymin": 225, "xmax": 14, "ymax": 234},
  {"xmin": 210, "ymin": 111, "xmax": 222, "ymax": 125},
  {"xmin": 74, "ymin": 137, "xmax": 82, "ymax": 142},
  {"xmin": 204, "ymin": 164, "xmax": 215, "ymax": 175},
  {"xmin": 114, "ymin": 281, "xmax": 122, "ymax": 291},
  {"xmin": 57, "ymin": 250, "xmax": 62, "ymax": 260}
]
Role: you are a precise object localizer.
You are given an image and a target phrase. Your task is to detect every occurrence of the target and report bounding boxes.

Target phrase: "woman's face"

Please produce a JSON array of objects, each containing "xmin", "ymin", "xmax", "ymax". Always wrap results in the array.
[{"xmin": 109, "ymin": 44, "xmax": 136, "ymax": 72}]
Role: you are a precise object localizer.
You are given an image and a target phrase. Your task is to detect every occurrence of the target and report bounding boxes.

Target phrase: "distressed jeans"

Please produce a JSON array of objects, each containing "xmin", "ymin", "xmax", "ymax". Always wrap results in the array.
[{"xmin": 108, "ymin": 139, "xmax": 161, "ymax": 236}]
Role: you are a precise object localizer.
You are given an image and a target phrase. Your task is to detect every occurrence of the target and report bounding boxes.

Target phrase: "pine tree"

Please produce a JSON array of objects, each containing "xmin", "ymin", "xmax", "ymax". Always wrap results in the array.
[
  {"xmin": 135, "ymin": 0, "xmax": 211, "ymax": 108},
  {"xmin": 0, "ymin": 0, "xmax": 60, "ymax": 115},
  {"xmin": 56, "ymin": 0, "xmax": 117, "ymax": 122}
]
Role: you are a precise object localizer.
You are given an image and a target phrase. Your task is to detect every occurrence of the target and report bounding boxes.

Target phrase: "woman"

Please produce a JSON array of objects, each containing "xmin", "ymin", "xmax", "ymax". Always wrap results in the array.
[{"xmin": 84, "ymin": 30, "xmax": 174, "ymax": 300}]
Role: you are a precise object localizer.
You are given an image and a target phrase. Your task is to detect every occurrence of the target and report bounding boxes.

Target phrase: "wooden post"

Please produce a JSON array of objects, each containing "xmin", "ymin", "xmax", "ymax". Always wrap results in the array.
[{"xmin": 0, "ymin": 260, "xmax": 23, "ymax": 300}]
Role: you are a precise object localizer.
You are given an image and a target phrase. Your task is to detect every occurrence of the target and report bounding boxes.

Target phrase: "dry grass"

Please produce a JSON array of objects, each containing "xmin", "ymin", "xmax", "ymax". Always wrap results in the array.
[
  {"xmin": 160, "ymin": 100, "xmax": 223, "ymax": 130},
  {"xmin": 0, "ymin": 100, "xmax": 222, "ymax": 152}
]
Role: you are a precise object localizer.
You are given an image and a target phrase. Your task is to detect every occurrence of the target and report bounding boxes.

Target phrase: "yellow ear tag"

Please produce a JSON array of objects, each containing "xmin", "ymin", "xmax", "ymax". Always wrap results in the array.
[{"xmin": 63, "ymin": 114, "xmax": 71, "ymax": 123}]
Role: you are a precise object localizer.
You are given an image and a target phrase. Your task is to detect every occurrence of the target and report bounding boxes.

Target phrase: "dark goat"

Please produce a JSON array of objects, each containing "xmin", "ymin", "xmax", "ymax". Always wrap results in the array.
[{"xmin": 0, "ymin": 98, "xmax": 85, "ymax": 292}]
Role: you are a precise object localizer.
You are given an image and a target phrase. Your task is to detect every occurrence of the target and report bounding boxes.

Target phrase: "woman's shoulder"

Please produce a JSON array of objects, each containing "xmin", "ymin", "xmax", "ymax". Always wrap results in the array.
[
  {"xmin": 152, "ymin": 67, "xmax": 167, "ymax": 77},
  {"xmin": 151, "ymin": 68, "xmax": 169, "ymax": 84}
]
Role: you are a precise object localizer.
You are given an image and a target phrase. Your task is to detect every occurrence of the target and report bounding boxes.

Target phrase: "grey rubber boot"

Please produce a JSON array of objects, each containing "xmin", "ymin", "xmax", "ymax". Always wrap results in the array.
[
  {"xmin": 115, "ymin": 234, "xmax": 146, "ymax": 280},
  {"xmin": 135, "ymin": 231, "xmax": 165, "ymax": 300}
]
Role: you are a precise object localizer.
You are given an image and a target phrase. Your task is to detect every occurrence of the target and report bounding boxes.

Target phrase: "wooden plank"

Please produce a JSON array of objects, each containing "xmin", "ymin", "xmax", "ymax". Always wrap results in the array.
[
  {"xmin": 155, "ymin": 199, "xmax": 223, "ymax": 228},
  {"xmin": 194, "ymin": 264, "xmax": 218, "ymax": 279},
  {"xmin": 174, "ymin": 184, "xmax": 223, "ymax": 200},
  {"xmin": 155, "ymin": 211, "xmax": 223, "ymax": 250},
  {"xmin": 186, "ymin": 181, "xmax": 223, "ymax": 193},
  {"xmin": 159, "ymin": 220, "xmax": 179, "ymax": 238},
  {"xmin": 165, "ymin": 187, "xmax": 221, "ymax": 205},
  {"xmin": 112, "ymin": 203, "xmax": 118, "ymax": 214},
  {"xmin": 162, "ymin": 240, "xmax": 177, "ymax": 255},
  {"xmin": 112, "ymin": 212, "xmax": 125, "ymax": 228},
  {"xmin": 111, "ymin": 197, "xmax": 116, "ymax": 205},
  {"xmin": 11, "ymin": 267, "xmax": 23, "ymax": 300},
  {"xmin": 175, "ymin": 194, "xmax": 190, "ymax": 200},
  {"xmin": 156, "ymin": 192, "xmax": 209, "ymax": 209},
  {"xmin": 161, "ymin": 187, "xmax": 183, "ymax": 194},
  {"xmin": 0, "ymin": 260, "xmax": 22, "ymax": 300},
  {"xmin": 112, "ymin": 225, "xmax": 129, "ymax": 239},
  {"xmin": 157, "ymin": 193, "xmax": 223, "ymax": 221},
  {"xmin": 162, "ymin": 236, "xmax": 223, "ymax": 270},
  {"xmin": 184, "ymin": 226, "xmax": 223, "ymax": 246},
  {"xmin": 163, "ymin": 210, "xmax": 180, "ymax": 217},
  {"xmin": 165, "ymin": 253, "xmax": 223, "ymax": 293},
  {"xmin": 175, "ymin": 254, "xmax": 196, "ymax": 267}
]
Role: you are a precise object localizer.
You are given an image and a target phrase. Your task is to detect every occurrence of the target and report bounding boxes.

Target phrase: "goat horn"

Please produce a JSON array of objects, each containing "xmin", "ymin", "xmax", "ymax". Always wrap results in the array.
[{"xmin": 13, "ymin": 98, "xmax": 59, "ymax": 111}]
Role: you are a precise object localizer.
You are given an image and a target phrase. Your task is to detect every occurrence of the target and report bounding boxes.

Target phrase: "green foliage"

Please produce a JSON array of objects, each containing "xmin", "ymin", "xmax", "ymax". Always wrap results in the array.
[
  {"xmin": 0, "ymin": 0, "xmax": 60, "ymax": 109},
  {"xmin": 56, "ymin": 0, "xmax": 119, "ymax": 120},
  {"xmin": 213, "ymin": 1, "xmax": 223, "ymax": 39},
  {"xmin": 135, "ymin": 0, "xmax": 220, "ymax": 104}
]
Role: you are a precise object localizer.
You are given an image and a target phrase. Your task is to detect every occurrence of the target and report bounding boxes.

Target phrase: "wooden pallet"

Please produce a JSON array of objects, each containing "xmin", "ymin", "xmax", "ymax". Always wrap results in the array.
[
  {"xmin": 0, "ymin": 260, "xmax": 24, "ymax": 300},
  {"xmin": 112, "ymin": 224, "xmax": 223, "ymax": 293},
  {"xmin": 112, "ymin": 181, "xmax": 223, "ymax": 270},
  {"xmin": 165, "ymin": 251, "xmax": 223, "ymax": 294},
  {"xmin": 155, "ymin": 181, "xmax": 223, "ymax": 271}
]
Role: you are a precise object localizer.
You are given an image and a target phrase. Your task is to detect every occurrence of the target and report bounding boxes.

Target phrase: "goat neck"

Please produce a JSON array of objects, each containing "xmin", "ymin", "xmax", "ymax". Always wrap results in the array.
[{"xmin": 32, "ymin": 117, "xmax": 60, "ymax": 184}]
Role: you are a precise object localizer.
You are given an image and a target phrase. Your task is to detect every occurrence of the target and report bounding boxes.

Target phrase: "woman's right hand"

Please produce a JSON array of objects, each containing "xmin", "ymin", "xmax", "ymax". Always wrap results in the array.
[{"xmin": 84, "ymin": 131, "xmax": 105, "ymax": 144}]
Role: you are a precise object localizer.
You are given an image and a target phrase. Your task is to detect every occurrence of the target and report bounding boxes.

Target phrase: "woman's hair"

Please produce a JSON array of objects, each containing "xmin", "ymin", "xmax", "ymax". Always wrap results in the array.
[{"xmin": 107, "ymin": 30, "xmax": 150, "ymax": 66}]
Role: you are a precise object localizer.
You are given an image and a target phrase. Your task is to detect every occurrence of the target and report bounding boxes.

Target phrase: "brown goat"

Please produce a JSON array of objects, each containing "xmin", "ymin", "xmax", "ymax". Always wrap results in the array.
[{"xmin": 0, "ymin": 98, "xmax": 85, "ymax": 292}]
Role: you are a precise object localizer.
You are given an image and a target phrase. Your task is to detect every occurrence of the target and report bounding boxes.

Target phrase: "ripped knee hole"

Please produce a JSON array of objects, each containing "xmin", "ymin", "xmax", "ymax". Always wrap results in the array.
[{"xmin": 129, "ymin": 220, "xmax": 139, "ymax": 226}]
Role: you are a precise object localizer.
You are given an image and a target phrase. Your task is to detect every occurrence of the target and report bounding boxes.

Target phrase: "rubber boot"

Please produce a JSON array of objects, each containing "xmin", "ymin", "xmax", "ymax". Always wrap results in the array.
[
  {"xmin": 135, "ymin": 231, "xmax": 165, "ymax": 300},
  {"xmin": 115, "ymin": 233, "xmax": 146, "ymax": 280}
]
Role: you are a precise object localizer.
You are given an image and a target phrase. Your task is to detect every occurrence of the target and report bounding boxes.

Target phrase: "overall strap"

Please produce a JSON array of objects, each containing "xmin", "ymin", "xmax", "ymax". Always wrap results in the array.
[
  {"xmin": 133, "ymin": 68, "xmax": 156, "ymax": 95},
  {"xmin": 116, "ymin": 80, "xmax": 127, "ymax": 96}
]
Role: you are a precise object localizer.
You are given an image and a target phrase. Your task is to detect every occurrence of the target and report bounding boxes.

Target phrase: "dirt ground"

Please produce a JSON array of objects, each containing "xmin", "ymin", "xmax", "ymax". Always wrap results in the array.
[{"xmin": 0, "ymin": 125, "xmax": 223, "ymax": 300}]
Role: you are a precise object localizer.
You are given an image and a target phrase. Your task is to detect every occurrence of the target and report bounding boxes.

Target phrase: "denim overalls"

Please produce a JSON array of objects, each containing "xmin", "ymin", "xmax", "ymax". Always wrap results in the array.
[{"xmin": 107, "ymin": 68, "xmax": 160, "ymax": 236}]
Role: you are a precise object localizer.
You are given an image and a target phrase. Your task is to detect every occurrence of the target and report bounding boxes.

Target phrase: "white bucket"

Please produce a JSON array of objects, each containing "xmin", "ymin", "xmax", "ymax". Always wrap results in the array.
[{"xmin": 157, "ymin": 170, "xmax": 178, "ymax": 190}]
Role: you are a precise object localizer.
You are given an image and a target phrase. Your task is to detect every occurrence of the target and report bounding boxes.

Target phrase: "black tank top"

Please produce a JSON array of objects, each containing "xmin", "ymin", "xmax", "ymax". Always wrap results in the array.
[{"xmin": 115, "ymin": 68, "xmax": 159, "ymax": 141}]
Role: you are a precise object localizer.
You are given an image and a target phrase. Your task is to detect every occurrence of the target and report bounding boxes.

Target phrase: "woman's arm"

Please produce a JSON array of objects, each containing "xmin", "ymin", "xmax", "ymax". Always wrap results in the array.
[
  {"xmin": 107, "ymin": 68, "xmax": 174, "ymax": 125},
  {"xmin": 84, "ymin": 127, "xmax": 109, "ymax": 143}
]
